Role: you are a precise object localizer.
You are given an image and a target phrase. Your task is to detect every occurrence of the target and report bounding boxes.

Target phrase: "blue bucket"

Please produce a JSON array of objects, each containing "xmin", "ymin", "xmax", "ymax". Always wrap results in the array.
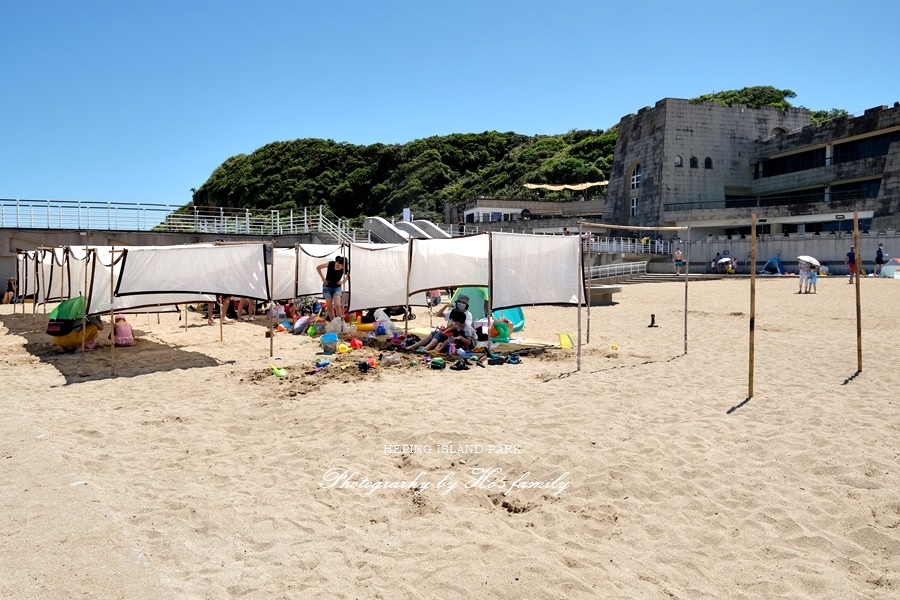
[{"xmin": 321, "ymin": 332, "xmax": 338, "ymax": 354}]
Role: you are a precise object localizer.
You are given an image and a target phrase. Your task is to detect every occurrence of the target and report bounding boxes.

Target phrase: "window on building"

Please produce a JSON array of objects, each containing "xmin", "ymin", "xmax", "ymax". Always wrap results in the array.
[
  {"xmin": 704, "ymin": 157, "xmax": 713, "ymax": 169},
  {"xmin": 630, "ymin": 164, "xmax": 642, "ymax": 189},
  {"xmin": 481, "ymin": 213, "xmax": 490, "ymax": 223},
  {"xmin": 630, "ymin": 198, "xmax": 637, "ymax": 217},
  {"xmin": 674, "ymin": 155, "xmax": 682, "ymax": 167},
  {"xmin": 690, "ymin": 156, "xmax": 698, "ymax": 169}
]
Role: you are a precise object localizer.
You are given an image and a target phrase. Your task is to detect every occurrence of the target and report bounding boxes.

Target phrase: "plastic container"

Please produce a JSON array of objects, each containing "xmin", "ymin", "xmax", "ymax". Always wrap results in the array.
[{"xmin": 321, "ymin": 332, "xmax": 338, "ymax": 354}]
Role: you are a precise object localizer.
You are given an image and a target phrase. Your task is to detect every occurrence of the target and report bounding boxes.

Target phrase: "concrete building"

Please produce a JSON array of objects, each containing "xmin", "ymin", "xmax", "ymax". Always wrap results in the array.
[{"xmin": 606, "ymin": 98, "xmax": 900, "ymax": 237}]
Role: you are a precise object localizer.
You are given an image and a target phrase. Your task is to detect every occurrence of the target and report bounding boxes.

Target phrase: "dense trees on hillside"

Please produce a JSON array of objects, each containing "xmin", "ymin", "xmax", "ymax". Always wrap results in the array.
[{"xmin": 190, "ymin": 87, "xmax": 844, "ymax": 221}]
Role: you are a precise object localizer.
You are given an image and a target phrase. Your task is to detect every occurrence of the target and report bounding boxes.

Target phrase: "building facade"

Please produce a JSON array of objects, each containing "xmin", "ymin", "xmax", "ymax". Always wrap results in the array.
[{"xmin": 605, "ymin": 98, "xmax": 900, "ymax": 237}]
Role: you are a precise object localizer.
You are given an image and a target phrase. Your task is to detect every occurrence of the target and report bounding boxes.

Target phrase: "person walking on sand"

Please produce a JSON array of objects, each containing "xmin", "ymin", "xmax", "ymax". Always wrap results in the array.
[
  {"xmin": 807, "ymin": 265, "xmax": 818, "ymax": 294},
  {"xmin": 874, "ymin": 243, "xmax": 886, "ymax": 277},
  {"xmin": 673, "ymin": 248, "xmax": 684, "ymax": 275},
  {"xmin": 845, "ymin": 246, "xmax": 857, "ymax": 284}
]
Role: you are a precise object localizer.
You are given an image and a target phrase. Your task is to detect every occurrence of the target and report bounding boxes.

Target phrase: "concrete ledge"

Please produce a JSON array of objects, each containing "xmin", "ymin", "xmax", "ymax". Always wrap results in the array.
[{"xmin": 587, "ymin": 284, "xmax": 622, "ymax": 306}]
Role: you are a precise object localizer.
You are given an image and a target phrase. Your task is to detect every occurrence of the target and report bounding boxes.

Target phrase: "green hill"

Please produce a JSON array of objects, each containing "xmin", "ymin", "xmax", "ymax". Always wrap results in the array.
[{"xmin": 190, "ymin": 87, "xmax": 846, "ymax": 224}]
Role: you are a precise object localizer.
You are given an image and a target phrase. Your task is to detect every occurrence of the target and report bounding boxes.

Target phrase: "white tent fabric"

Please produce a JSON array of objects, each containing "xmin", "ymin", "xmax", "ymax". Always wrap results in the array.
[
  {"xmin": 271, "ymin": 248, "xmax": 298, "ymax": 301},
  {"xmin": 116, "ymin": 244, "xmax": 270, "ymax": 301},
  {"xmin": 523, "ymin": 181, "xmax": 608, "ymax": 191},
  {"xmin": 408, "ymin": 235, "xmax": 489, "ymax": 294},
  {"xmin": 347, "ymin": 243, "xmax": 426, "ymax": 311},
  {"xmin": 490, "ymin": 232, "xmax": 581, "ymax": 309},
  {"xmin": 86, "ymin": 247, "xmax": 215, "ymax": 315}
]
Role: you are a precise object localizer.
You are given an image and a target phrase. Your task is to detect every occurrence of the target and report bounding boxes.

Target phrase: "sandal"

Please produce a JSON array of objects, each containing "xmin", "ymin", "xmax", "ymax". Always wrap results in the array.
[
  {"xmin": 487, "ymin": 356, "xmax": 507, "ymax": 366},
  {"xmin": 450, "ymin": 360, "xmax": 470, "ymax": 371},
  {"xmin": 507, "ymin": 354, "xmax": 522, "ymax": 365}
]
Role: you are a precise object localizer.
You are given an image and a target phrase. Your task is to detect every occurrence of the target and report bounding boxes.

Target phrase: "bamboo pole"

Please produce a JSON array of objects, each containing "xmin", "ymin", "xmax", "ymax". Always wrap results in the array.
[
  {"xmin": 854, "ymin": 211, "xmax": 862, "ymax": 373},
  {"xmin": 269, "ymin": 242, "xmax": 275, "ymax": 357},
  {"xmin": 577, "ymin": 222, "xmax": 583, "ymax": 372},
  {"xmin": 748, "ymin": 215, "xmax": 757, "ymax": 399},
  {"xmin": 683, "ymin": 227, "xmax": 690, "ymax": 354},
  {"xmin": 586, "ymin": 229, "xmax": 592, "ymax": 344},
  {"xmin": 109, "ymin": 247, "xmax": 116, "ymax": 376},
  {"xmin": 404, "ymin": 240, "xmax": 413, "ymax": 339},
  {"xmin": 80, "ymin": 248, "xmax": 89, "ymax": 354}
]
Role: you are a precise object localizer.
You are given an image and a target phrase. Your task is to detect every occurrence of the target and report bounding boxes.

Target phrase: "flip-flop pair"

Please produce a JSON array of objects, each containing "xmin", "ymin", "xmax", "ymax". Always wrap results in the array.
[{"xmin": 450, "ymin": 360, "xmax": 470, "ymax": 371}]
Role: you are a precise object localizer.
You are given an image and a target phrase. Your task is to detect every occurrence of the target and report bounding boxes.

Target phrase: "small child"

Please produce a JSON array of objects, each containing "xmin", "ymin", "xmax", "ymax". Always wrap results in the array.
[
  {"xmin": 436, "ymin": 309, "xmax": 476, "ymax": 355},
  {"xmin": 807, "ymin": 267, "xmax": 818, "ymax": 294},
  {"xmin": 113, "ymin": 315, "xmax": 134, "ymax": 347}
]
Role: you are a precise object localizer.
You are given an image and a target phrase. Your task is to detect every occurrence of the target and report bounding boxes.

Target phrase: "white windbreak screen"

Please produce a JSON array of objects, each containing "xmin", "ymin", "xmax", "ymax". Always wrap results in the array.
[
  {"xmin": 347, "ymin": 243, "xmax": 426, "ymax": 311},
  {"xmin": 271, "ymin": 248, "xmax": 297, "ymax": 300},
  {"xmin": 116, "ymin": 244, "xmax": 270, "ymax": 301},
  {"xmin": 408, "ymin": 235, "xmax": 489, "ymax": 293},
  {"xmin": 87, "ymin": 247, "xmax": 215, "ymax": 315},
  {"xmin": 298, "ymin": 244, "xmax": 342, "ymax": 296},
  {"xmin": 490, "ymin": 233, "xmax": 581, "ymax": 309}
]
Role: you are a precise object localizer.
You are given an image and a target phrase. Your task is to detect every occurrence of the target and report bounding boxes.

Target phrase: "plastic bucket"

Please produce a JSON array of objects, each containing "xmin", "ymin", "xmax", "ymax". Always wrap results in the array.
[{"xmin": 321, "ymin": 332, "xmax": 338, "ymax": 354}]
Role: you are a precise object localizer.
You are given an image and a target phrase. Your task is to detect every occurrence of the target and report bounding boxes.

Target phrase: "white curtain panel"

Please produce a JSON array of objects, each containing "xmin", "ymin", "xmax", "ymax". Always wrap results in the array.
[
  {"xmin": 408, "ymin": 234, "xmax": 489, "ymax": 294},
  {"xmin": 490, "ymin": 233, "xmax": 581, "ymax": 309}
]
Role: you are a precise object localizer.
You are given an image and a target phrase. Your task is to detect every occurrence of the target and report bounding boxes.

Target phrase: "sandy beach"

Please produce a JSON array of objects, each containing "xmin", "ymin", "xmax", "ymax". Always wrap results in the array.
[{"xmin": 2, "ymin": 275, "xmax": 899, "ymax": 599}]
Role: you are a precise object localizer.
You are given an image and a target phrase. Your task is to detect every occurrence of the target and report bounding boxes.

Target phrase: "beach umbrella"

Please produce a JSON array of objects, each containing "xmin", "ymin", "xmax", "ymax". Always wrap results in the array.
[
  {"xmin": 717, "ymin": 257, "xmax": 733, "ymax": 264},
  {"xmin": 47, "ymin": 295, "xmax": 85, "ymax": 320},
  {"xmin": 797, "ymin": 255, "xmax": 820, "ymax": 267}
]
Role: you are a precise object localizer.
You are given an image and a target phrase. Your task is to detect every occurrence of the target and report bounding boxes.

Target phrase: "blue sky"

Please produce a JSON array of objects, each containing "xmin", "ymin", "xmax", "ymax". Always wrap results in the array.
[{"xmin": 2, "ymin": 0, "xmax": 897, "ymax": 207}]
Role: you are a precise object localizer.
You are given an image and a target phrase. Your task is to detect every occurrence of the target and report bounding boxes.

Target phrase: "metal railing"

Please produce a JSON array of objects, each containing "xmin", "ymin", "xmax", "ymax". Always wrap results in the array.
[
  {"xmin": 589, "ymin": 238, "xmax": 671, "ymax": 255},
  {"xmin": 0, "ymin": 199, "xmax": 367, "ymax": 242},
  {"xmin": 587, "ymin": 261, "xmax": 648, "ymax": 279}
]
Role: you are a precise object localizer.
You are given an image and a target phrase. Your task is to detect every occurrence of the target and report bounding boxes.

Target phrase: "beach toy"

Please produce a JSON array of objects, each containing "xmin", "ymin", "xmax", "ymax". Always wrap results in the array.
[
  {"xmin": 269, "ymin": 364, "xmax": 286, "ymax": 377},
  {"xmin": 337, "ymin": 343, "xmax": 351, "ymax": 354},
  {"xmin": 321, "ymin": 332, "xmax": 338, "ymax": 354},
  {"xmin": 349, "ymin": 338, "xmax": 364, "ymax": 350},
  {"xmin": 316, "ymin": 359, "xmax": 330, "ymax": 368},
  {"xmin": 557, "ymin": 333, "xmax": 575, "ymax": 349},
  {"xmin": 375, "ymin": 322, "xmax": 387, "ymax": 335},
  {"xmin": 611, "ymin": 343, "xmax": 618, "ymax": 350},
  {"xmin": 356, "ymin": 322, "xmax": 375, "ymax": 332},
  {"xmin": 490, "ymin": 320, "xmax": 511, "ymax": 343},
  {"xmin": 366, "ymin": 356, "xmax": 378, "ymax": 368}
]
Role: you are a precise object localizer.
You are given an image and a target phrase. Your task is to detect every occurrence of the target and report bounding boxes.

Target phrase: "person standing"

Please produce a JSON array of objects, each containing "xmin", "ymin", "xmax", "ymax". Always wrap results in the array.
[
  {"xmin": 874, "ymin": 243, "xmax": 886, "ymax": 277},
  {"xmin": 673, "ymin": 248, "xmax": 684, "ymax": 275},
  {"xmin": 317, "ymin": 256, "xmax": 348, "ymax": 320},
  {"xmin": 798, "ymin": 260, "xmax": 811, "ymax": 294},
  {"xmin": 845, "ymin": 246, "xmax": 857, "ymax": 284}
]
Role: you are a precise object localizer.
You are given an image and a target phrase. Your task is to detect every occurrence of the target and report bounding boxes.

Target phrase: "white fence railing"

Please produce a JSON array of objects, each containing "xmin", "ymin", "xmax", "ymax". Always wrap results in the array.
[
  {"xmin": 587, "ymin": 261, "xmax": 649, "ymax": 280},
  {"xmin": 0, "ymin": 199, "xmax": 368, "ymax": 242}
]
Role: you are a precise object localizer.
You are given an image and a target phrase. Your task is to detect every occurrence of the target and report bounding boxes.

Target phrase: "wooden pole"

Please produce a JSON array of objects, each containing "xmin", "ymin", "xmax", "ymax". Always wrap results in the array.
[
  {"xmin": 80, "ymin": 248, "xmax": 89, "ymax": 354},
  {"xmin": 269, "ymin": 242, "xmax": 275, "ymax": 357},
  {"xmin": 405, "ymin": 239, "xmax": 413, "ymax": 339},
  {"xmin": 576, "ymin": 222, "xmax": 583, "ymax": 372},
  {"xmin": 683, "ymin": 227, "xmax": 690, "ymax": 354},
  {"xmin": 586, "ymin": 229, "xmax": 592, "ymax": 344},
  {"xmin": 109, "ymin": 247, "xmax": 116, "ymax": 376},
  {"xmin": 749, "ymin": 215, "xmax": 757, "ymax": 399},
  {"xmin": 854, "ymin": 211, "xmax": 862, "ymax": 373}
]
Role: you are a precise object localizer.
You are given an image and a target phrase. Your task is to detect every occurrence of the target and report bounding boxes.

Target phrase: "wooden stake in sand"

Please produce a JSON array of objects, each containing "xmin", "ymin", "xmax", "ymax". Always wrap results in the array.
[
  {"xmin": 576, "ymin": 223, "xmax": 583, "ymax": 372},
  {"xmin": 853, "ymin": 211, "xmax": 862, "ymax": 373},
  {"xmin": 683, "ymin": 227, "xmax": 690, "ymax": 355},
  {"xmin": 586, "ymin": 228, "xmax": 592, "ymax": 344},
  {"xmin": 748, "ymin": 214, "xmax": 757, "ymax": 399},
  {"xmin": 109, "ymin": 247, "xmax": 117, "ymax": 376},
  {"xmin": 269, "ymin": 241, "xmax": 275, "ymax": 358}
]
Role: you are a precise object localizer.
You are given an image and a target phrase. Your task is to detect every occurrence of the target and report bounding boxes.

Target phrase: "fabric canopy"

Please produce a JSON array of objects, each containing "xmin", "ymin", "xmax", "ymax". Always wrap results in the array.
[
  {"xmin": 408, "ymin": 235, "xmax": 489, "ymax": 294},
  {"xmin": 523, "ymin": 181, "xmax": 608, "ymax": 191},
  {"xmin": 490, "ymin": 232, "xmax": 582, "ymax": 309},
  {"xmin": 116, "ymin": 244, "xmax": 270, "ymax": 301},
  {"xmin": 347, "ymin": 243, "xmax": 427, "ymax": 312}
]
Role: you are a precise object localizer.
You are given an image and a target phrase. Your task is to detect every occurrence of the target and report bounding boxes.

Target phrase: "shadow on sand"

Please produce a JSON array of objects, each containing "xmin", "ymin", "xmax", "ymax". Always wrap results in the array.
[{"xmin": 1, "ymin": 312, "xmax": 222, "ymax": 385}]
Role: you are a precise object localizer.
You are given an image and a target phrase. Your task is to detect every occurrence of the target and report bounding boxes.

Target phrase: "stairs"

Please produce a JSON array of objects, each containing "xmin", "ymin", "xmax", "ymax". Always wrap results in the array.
[{"xmin": 620, "ymin": 273, "xmax": 727, "ymax": 284}]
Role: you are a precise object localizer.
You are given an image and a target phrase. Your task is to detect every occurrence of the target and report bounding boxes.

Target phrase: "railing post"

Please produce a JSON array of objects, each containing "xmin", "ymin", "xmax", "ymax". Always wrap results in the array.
[
  {"xmin": 77, "ymin": 200, "xmax": 82, "ymax": 229},
  {"xmin": 318, "ymin": 206, "xmax": 323, "ymax": 232}
]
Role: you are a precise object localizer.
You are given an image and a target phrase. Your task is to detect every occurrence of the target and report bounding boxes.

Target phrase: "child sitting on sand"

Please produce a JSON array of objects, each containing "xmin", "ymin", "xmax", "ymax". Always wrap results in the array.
[
  {"xmin": 435, "ymin": 309, "xmax": 476, "ymax": 355},
  {"xmin": 112, "ymin": 315, "xmax": 135, "ymax": 346}
]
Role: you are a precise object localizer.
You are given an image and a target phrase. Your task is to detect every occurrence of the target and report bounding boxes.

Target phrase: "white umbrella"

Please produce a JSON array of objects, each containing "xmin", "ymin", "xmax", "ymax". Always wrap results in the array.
[
  {"xmin": 797, "ymin": 255, "xmax": 820, "ymax": 267},
  {"xmin": 717, "ymin": 257, "xmax": 733, "ymax": 264}
]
